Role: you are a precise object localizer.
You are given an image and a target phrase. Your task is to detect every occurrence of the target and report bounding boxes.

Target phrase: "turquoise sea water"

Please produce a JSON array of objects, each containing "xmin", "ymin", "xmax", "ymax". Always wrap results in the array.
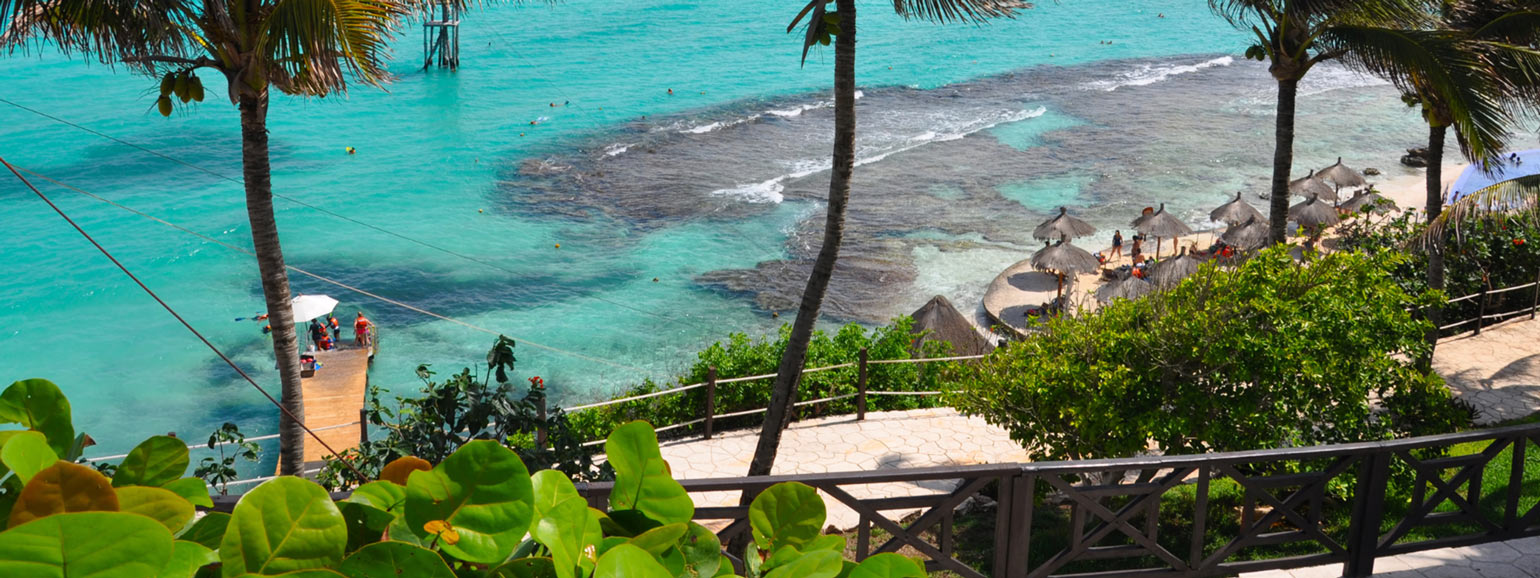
[{"xmin": 0, "ymin": 0, "xmax": 1432, "ymax": 472}]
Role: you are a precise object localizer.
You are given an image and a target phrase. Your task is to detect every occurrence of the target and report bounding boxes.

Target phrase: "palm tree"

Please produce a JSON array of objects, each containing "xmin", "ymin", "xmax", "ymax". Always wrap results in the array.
[
  {"xmin": 1208, "ymin": 0, "xmax": 1429, "ymax": 244},
  {"xmin": 1362, "ymin": 2, "xmax": 1540, "ymax": 357},
  {"xmin": 745, "ymin": 0, "xmax": 1023, "ymax": 479},
  {"xmin": 1, "ymin": 0, "xmax": 408, "ymax": 474}
]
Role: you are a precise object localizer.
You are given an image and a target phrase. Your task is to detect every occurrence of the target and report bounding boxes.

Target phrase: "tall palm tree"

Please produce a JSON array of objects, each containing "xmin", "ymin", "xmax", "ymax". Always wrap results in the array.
[
  {"xmin": 1, "ymin": 0, "xmax": 408, "ymax": 474},
  {"xmin": 745, "ymin": 0, "xmax": 1022, "ymax": 479},
  {"xmin": 1363, "ymin": 2, "xmax": 1540, "ymax": 357},
  {"xmin": 1209, "ymin": 0, "xmax": 1429, "ymax": 244}
]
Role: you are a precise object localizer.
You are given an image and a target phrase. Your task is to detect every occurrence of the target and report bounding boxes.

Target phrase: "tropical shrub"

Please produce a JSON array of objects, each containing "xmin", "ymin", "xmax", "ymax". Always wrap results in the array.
[
  {"xmin": 947, "ymin": 246, "xmax": 1470, "ymax": 462},
  {"xmin": 317, "ymin": 337, "xmax": 602, "ymax": 490},
  {"xmin": 0, "ymin": 378, "xmax": 927, "ymax": 577},
  {"xmin": 1336, "ymin": 210, "xmax": 1540, "ymax": 334}
]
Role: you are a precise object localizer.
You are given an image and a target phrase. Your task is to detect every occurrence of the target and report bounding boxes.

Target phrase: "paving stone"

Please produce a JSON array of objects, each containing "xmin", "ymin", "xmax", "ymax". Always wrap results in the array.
[{"xmin": 1456, "ymin": 542, "xmax": 1524, "ymax": 564}]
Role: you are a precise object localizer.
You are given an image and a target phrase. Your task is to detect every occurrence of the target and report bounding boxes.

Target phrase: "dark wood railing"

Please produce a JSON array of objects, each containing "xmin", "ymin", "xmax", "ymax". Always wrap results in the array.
[{"xmin": 577, "ymin": 422, "xmax": 1540, "ymax": 578}]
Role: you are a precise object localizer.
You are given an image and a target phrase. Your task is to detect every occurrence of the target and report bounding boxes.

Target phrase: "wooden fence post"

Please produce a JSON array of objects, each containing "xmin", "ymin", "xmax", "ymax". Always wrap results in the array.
[
  {"xmin": 536, "ymin": 394, "xmax": 547, "ymax": 451},
  {"xmin": 359, "ymin": 408, "xmax": 368, "ymax": 445},
  {"xmin": 1344, "ymin": 452, "xmax": 1393, "ymax": 577},
  {"xmin": 704, "ymin": 367, "xmax": 717, "ymax": 440},
  {"xmin": 1531, "ymin": 272, "xmax": 1540, "ymax": 320},
  {"xmin": 857, "ymin": 348, "xmax": 869, "ymax": 421},
  {"xmin": 1475, "ymin": 287, "xmax": 1489, "ymax": 335}
]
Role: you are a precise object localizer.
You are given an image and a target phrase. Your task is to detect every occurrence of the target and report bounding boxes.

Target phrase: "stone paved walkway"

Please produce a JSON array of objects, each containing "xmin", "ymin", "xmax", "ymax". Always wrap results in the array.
[
  {"xmin": 1241, "ymin": 536, "xmax": 1540, "ymax": 578},
  {"xmin": 1435, "ymin": 316, "xmax": 1540, "ymax": 425},
  {"xmin": 657, "ymin": 407, "xmax": 1027, "ymax": 529}
]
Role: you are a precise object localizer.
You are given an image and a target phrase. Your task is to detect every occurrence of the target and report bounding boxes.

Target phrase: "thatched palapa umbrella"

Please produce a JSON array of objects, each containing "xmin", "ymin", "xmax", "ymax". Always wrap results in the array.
[
  {"xmin": 1150, "ymin": 246, "xmax": 1201, "ymax": 287},
  {"xmin": 1339, "ymin": 189, "xmax": 1396, "ymax": 214},
  {"xmin": 1034, "ymin": 206, "xmax": 1097, "ymax": 241},
  {"xmin": 1289, "ymin": 193, "xmax": 1341, "ymax": 229},
  {"xmin": 909, "ymin": 295, "xmax": 994, "ymax": 356},
  {"xmin": 1221, "ymin": 216, "xmax": 1269, "ymax": 250},
  {"xmin": 1210, "ymin": 192, "xmax": 1265, "ymax": 225},
  {"xmin": 1096, "ymin": 272, "xmax": 1152, "ymax": 304},
  {"xmin": 1318, "ymin": 157, "xmax": 1366, "ymax": 194},
  {"xmin": 1290, "ymin": 170, "xmax": 1338, "ymax": 203},
  {"xmin": 1131, "ymin": 203, "xmax": 1193, "ymax": 259},
  {"xmin": 1031, "ymin": 237, "xmax": 1100, "ymax": 300}
]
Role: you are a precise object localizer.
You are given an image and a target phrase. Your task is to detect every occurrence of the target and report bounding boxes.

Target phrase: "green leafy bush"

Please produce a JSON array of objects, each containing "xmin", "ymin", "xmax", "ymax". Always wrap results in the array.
[
  {"xmin": 0, "ymin": 378, "xmax": 926, "ymax": 577},
  {"xmin": 948, "ymin": 246, "xmax": 1470, "ymax": 462}
]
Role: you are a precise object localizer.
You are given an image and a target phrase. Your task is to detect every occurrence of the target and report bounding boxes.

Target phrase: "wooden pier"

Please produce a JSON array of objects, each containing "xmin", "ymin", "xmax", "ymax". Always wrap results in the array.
[
  {"xmin": 423, "ymin": 0, "xmax": 461, "ymax": 70},
  {"xmin": 292, "ymin": 338, "xmax": 374, "ymax": 471}
]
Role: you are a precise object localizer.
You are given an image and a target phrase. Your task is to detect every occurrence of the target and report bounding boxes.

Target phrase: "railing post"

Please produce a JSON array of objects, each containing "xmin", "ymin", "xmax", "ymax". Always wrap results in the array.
[
  {"xmin": 856, "ymin": 348, "xmax": 869, "ymax": 421},
  {"xmin": 359, "ymin": 408, "xmax": 368, "ymax": 445},
  {"xmin": 704, "ymin": 367, "xmax": 717, "ymax": 440},
  {"xmin": 535, "ymin": 394, "xmax": 547, "ymax": 451},
  {"xmin": 1475, "ymin": 286, "xmax": 1489, "ymax": 335},
  {"xmin": 1344, "ymin": 451, "xmax": 1392, "ymax": 577},
  {"xmin": 1531, "ymin": 272, "xmax": 1539, "ymax": 320}
]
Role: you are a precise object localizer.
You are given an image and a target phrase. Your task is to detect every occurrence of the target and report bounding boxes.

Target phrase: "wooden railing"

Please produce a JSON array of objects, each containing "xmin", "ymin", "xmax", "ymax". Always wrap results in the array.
[
  {"xmin": 575, "ymin": 421, "xmax": 1540, "ymax": 578},
  {"xmin": 1436, "ymin": 280, "xmax": 1540, "ymax": 336}
]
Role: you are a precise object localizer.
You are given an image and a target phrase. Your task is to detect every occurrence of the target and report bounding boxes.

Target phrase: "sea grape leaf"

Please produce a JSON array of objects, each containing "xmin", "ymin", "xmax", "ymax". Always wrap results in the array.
[
  {"xmin": 383, "ymin": 513, "xmax": 429, "ymax": 548},
  {"xmin": 529, "ymin": 470, "xmax": 592, "ymax": 578},
  {"xmin": 762, "ymin": 549, "xmax": 841, "ymax": 578},
  {"xmin": 177, "ymin": 512, "xmax": 230, "ymax": 549},
  {"xmin": 336, "ymin": 541, "xmax": 455, "ymax": 578},
  {"xmin": 157, "ymin": 540, "xmax": 218, "ymax": 578},
  {"xmin": 678, "ymin": 522, "xmax": 722, "ymax": 578},
  {"xmin": 219, "ymin": 477, "xmax": 347, "ymax": 577},
  {"xmin": 486, "ymin": 557, "xmax": 557, "ymax": 578},
  {"xmin": 114, "ymin": 436, "xmax": 190, "ymax": 488},
  {"xmin": 713, "ymin": 555, "xmax": 734, "ymax": 577},
  {"xmin": 0, "ymin": 379, "xmax": 74, "ymax": 457},
  {"xmin": 605, "ymin": 422, "xmax": 692, "ymax": 525},
  {"xmin": 626, "ymin": 523, "xmax": 687, "ymax": 556},
  {"xmin": 161, "ymin": 478, "xmax": 215, "ymax": 508},
  {"xmin": 1, "ymin": 430, "xmax": 57, "ymax": 484},
  {"xmin": 376, "ymin": 457, "xmax": 430, "ymax": 486},
  {"xmin": 592, "ymin": 544, "xmax": 672, "ymax": 578},
  {"xmin": 338, "ymin": 502, "xmax": 393, "ymax": 553},
  {"xmin": 229, "ymin": 572, "xmax": 347, "ymax": 577},
  {"xmin": 345, "ymin": 481, "xmax": 406, "ymax": 514},
  {"xmin": 118, "ymin": 485, "xmax": 196, "ymax": 532},
  {"xmin": 847, "ymin": 553, "xmax": 927, "ymax": 578},
  {"xmin": 0, "ymin": 511, "xmax": 173, "ymax": 578},
  {"xmin": 404, "ymin": 440, "xmax": 533, "ymax": 564},
  {"xmin": 806, "ymin": 534, "xmax": 845, "ymax": 552},
  {"xmin": 748, "ymin": 482, "xmax": 825, "ymax": 551},
  {"xmin": 8, "ymin": 460, "xmax": 118, "ymax": 528}
]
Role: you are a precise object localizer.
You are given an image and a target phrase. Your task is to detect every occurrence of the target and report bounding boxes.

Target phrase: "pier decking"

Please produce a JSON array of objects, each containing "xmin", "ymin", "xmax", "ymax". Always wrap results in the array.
[{"xmin": 293, "ymin": 341, "xmax": 373, "ymax": 469}]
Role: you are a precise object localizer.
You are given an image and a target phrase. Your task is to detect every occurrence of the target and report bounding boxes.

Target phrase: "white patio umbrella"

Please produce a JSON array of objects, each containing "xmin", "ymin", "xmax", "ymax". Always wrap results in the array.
[{"xmin": 290, "ymin": 294, "xmax": 339, "ymax": 323}]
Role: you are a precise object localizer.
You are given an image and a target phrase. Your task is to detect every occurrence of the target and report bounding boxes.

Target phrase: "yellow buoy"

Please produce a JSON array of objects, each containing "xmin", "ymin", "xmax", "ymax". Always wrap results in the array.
[{"xmin": 554, "ymin": 243, "xmax": 561, "ymax": 249}]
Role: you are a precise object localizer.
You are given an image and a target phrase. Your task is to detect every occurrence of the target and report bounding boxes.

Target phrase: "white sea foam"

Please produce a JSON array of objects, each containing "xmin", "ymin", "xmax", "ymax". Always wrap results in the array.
[
  {"xmin": 1086, "ymin": 56, "xmax": 1234, "ymax": 92},
  {"xmin": 710, "ymin": 106, "xmax": 1048, "ymax": 204},
  {"xmin": 603, "ymin": 143, "xmax": 632, "ymax": 157}
]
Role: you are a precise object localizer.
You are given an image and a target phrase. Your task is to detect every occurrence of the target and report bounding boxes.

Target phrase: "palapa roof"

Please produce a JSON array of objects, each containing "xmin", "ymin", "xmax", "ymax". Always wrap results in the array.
[
  {"xmin": 1221, "ymin": 216, "xmax": 1269, "ymax": 250},
  {"xmin": 1033, "ymin": 206, "xmax": 1097, "ymax": 241},
  {"xmin": 1149, "ymin": 247, "xmax": 1201, "ymax": 287},
  {"xmin": 1339, "ymin": 190, "xmax": 1396, "ymax": 214},
  {"xmin": 1031, "ymin": 238, "xmax": 1100, "ymax": 275},
  {"xmin": 1290, "ymin": 170, "xmax": 1338, "ymax": 202},
  {"xmin": 1210, "ymin": 192, "xmax": 1265, "ymax": 225},
  {"xmin": 1095, "ymin": 273, "xmax": 1152, "ymax": 303},
  {"xmin": 1289, "ymin": 193, "xmax": 1341, "ymax": 228},
  {"xmin": 1132, "ymin": 203, "xmax": 1193, "ymax": 238},
  {"xmin": 909, "ymin": 295, "xmax": 994, "ymax": 357},
  {"xmin": 1318, "ymin": 157, "xmax": 1366, "ymax": 189}
]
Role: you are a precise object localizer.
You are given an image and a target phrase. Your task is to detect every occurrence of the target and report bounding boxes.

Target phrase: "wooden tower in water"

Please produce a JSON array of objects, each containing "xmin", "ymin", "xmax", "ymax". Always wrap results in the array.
[{"xmin": 423, "ymin": 0, "xmax": 461, "ymax": 70}]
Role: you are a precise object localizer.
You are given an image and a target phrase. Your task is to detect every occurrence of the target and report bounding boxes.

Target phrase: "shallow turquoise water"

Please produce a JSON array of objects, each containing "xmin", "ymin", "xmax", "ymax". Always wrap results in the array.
[{"xmin": 0, "ymin": 0, "xmax": 1429, "ymax": 473}]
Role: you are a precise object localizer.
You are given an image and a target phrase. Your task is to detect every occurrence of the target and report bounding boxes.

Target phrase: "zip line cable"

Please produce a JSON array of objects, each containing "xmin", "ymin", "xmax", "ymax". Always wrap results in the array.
[
  {"xmin": 12, "ymin": 164, "xmax": 651, "ymax": 374},
  {"xmin": 0, "ymin": 155, "xmax": 367, "ymax": 481},
  {"xmin": 0, "ymin": 96, "xmax": 714, "ymax": 332}
]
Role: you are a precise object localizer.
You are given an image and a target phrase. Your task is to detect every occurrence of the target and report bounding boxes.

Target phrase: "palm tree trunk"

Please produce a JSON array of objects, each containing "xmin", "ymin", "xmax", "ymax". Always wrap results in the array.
[
  {"xmin": 746, "ymin": 0, "xmax": 857, "ymax": 478},
  {"xmin": 1268, "ymin": 77, "xmax": 1299, "ymax": 244},
  {"xmin": 1421, "ymin": 123, "xmax": 1448, "ymax": 368},
  {"xmin": 240, "ymin": 93, "xmax": 307, "ymax": 476}
]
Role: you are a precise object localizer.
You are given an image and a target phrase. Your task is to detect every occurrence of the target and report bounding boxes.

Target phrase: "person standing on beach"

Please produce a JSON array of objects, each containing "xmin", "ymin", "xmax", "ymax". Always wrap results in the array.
[
  {"xmin": 354, "ymin": 312, "xmax": 372, "ymax": 347},
  {"xmin": 1111, "ymin": 230, "xmax": 1124, "ymax": 259}
]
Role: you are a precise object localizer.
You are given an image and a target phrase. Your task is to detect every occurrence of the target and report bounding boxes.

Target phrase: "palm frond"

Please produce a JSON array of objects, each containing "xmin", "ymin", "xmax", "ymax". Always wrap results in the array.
[
  {"xmin": 260, "ymin": 0, "xmax": 404, "ymax": 96},
  {"xmin": 1421, "ymin": 174, "xmax": 1540, "ymax": 247},
  {"xmin": 1327, "ymin": 25, "xmax": 1517, "ymax": 165},
  {"xmin": 786, "ymin": 0, "xmax": 825, "ymax": 68},
  {"xmin": 1, "ymin": 0, "xmax": 202, "ymax": 68},
  {"xmin": 891, "ymin": 0, "xmax": 1023, "ymax": 24}
]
